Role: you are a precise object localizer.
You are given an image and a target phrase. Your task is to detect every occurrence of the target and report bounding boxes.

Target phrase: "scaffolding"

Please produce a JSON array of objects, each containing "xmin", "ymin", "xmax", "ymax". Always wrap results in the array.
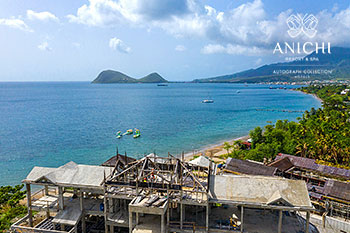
[{"xmin": 104, "ymin": 153, "xmax": 213, "ymax": 233}]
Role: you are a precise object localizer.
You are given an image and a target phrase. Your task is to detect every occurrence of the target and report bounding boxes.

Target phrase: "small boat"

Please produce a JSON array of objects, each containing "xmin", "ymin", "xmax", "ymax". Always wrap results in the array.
[
  {"xmin": 116, "ymin": 131, "xmax": 122, "ymax": 139},
  {"xmin": 123, "ymin": 129, "xmax": 133, "ymax": 135},
  {"xmin": 236, "ymin": 90, "xmax": 240, "ymax": 94},
  {"xmin": 202, "ymin": 99, "xmax": 214, "ymax": 103},
  {"xmin": 133, "ymin": 128, "xmax": 141, "ymax": 138},
  {"xmin": 157, "ymin": 84, "xmax": 168, "ymax": 86}
]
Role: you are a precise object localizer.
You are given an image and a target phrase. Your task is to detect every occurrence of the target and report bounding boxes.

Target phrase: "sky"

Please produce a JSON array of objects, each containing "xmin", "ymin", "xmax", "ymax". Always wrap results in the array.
[{"xmin": 0, "ymin": 0, "xmax": 350, "ymax": 81}]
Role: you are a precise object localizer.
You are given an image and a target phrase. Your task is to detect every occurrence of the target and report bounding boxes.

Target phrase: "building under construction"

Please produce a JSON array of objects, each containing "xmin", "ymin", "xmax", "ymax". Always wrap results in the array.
[{"xmin": 12, "ymin": 153, "xmax": 314, "ymax": 233}]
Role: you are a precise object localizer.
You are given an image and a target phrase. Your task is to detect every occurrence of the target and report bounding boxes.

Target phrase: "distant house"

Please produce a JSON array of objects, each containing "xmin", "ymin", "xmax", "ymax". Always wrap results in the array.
[
  {"xmin": 272, "ymin": 153, "xmax": 350, "ymax": 180},
  {"xmin": 269, "ymin": 153, "xmax": 350, "ymax": 213},
  {"xmin": 341, "ymin": 89, "xmax": 349, "ymax": 95},
  {"xmin": 242, "ymin": 141, "xmax": 251, "ymax": 150}
]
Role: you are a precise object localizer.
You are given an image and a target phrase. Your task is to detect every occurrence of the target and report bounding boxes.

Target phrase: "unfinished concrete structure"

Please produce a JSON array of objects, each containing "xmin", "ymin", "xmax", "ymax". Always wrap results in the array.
[
  {"xmin": 12, "ymin": 161, "xmax": 112, "ymax": 233},
  {"xmin": 12, "ymin": 154, "xmax": 314, "ymax": 233}
]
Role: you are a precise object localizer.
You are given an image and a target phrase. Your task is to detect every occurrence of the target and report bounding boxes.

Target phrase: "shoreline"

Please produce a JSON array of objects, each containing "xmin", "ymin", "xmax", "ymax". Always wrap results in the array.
[
  {"xmin": 184, "ymin": 89, "xmax": 324, "ymax": 163},
  {"xmin": 292, "ymin": 89, "xmax": 323, "ymax": 103},
  {"xmin": 311, "ymin": 93, "xmax": 323, "ymax": 103},
  {"xmin": 183, "ymin": 135, "xmax": 250, "ymax": 162}
]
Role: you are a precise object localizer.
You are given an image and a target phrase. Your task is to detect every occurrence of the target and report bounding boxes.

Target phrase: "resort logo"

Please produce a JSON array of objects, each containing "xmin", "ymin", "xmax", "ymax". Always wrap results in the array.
[
  {"xmin": 272, "ymin": 13, "xmax": 333, "ymax": 79},
  {"xmin": 286, "ymin": 14, "xmax": 318, "ymax": 38},
  {"xmin": 273, "ymin": 13, "xmax": 331, "ymax": 55}
]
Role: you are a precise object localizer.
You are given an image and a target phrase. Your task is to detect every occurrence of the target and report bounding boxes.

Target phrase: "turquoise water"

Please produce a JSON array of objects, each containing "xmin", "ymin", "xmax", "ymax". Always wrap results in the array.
[{"xmin": 0, "ymin": 82, "xmax": 321, "ymax": 185}]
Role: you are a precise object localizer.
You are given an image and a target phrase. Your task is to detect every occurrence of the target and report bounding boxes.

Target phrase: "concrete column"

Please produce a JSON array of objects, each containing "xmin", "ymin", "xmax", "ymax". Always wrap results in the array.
[
  {"xmin": 240, "ymin": 206, "xmax": 244, "ymax": 233},
  {"xmin": 82, "ymin": 216, "xmax": 86, "ymax": 233},
  {"xmin": 58, "ymin": 186, "xmax": 64, "ymax": 210},
  {"xmin": 136, "ymin": 213, "xmax": 139, "ymax": 224},
  {"xmin": 104, "ymin": 187, "xmax": 108, "ymax": 233},
  {"xmin": 167, "ymin": 207, "xmax": 170, "ymax": 228},
  {"xmin": 161, "ymin": 214, "xmax": 165, "ymax": 233},
  {"xmin": 206, "ymin": 203, "xmax": 209, "ymax": 232},
  {"xmin": 44, "ymin": 185, "xmax": 49, "ymax": 195},
  {"xmin": 306, "ymin": 211, "xmax": 310, "ymax": 233},
  {"xmin": 278, "ymin": 210, "xmax": 283, "ymax": 233},
  {"xmin": 129, "ymin": 211, "xmax": 133, "ymax": 233},
  {"xmin": 180, "ymin": 203, "xmax": 183, "ymax": 229},
  {"xmin": 26, "ymin": 184, "xmax": 33, "ymax": 227},
  {"xmin": 79, "ymin": 190, "xmax": 86, "ymax": 233}
]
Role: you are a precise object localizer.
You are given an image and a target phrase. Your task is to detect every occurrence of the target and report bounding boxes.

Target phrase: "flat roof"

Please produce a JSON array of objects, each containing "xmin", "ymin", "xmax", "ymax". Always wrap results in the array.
[{"xmin": 209, "ymin": 175, "xmax": 313, "ymax": 210}]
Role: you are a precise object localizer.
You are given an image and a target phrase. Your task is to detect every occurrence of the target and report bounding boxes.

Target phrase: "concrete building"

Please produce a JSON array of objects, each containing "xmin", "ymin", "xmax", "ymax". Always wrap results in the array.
[{"xmin": 12, "ymin": 154, "xmax": 314, "ymax": 233}]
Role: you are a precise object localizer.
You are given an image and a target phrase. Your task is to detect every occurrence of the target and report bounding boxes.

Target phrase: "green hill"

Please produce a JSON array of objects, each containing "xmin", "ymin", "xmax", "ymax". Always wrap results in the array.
[
  {"xmin": 92, "ymin": 70, "xmax": 168, "ymax": 83},
  {"xmin": 92, "ymin": 70, "xmax": 137, "ymax": 83},
  {"xmin": 138, "ymin": 72, "xmax": 168, "ymax": 83},
  {"xmin": 194, "ymin": 47, "xmax": 350, "ymax": 83}
]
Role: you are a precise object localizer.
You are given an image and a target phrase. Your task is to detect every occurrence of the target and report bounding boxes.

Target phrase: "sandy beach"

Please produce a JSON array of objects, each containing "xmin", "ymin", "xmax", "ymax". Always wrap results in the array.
[{"xmin": 184, "ymin": 135, "xmax": 250, "ymax": 163}]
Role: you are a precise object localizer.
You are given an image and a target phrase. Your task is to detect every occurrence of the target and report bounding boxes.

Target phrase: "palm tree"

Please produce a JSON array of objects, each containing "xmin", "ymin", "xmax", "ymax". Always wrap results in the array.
[{"xmin": 223, "ymin": 142, "xmax": 232, "ymax": 156}]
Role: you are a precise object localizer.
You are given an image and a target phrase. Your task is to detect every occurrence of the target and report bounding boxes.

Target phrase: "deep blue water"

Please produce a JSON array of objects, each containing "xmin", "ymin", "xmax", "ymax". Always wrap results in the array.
[{"xmin": 0, "ymin": 82, "xmax": 321, "ymax": 185}]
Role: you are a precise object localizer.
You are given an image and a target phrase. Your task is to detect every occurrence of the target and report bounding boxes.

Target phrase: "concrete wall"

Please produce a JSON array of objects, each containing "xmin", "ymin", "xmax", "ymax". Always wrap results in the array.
[{"xmin": 309, "ymin": 214, "xmax": 350, "ymax": 233}]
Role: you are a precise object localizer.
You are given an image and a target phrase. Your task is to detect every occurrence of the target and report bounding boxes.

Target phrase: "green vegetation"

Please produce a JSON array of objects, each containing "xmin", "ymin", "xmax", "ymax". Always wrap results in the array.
[
  {"xmin": 0, "ymin": 185, "xmax": 27, "ymax": 231},
  {"xmin": 92, "ymin": 70, "xmax": 168, "ymax": 83},
  {"xmin": 138, "ymin": 72, "xmax": 168, "ymax": 83},
  {"xmin": 224, "ymin": 84, "xmax": 350, "ymax": 166}
]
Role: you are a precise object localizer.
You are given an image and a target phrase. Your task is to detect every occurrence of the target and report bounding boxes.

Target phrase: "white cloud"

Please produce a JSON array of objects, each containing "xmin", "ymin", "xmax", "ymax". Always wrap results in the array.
[
  {"xmin": 201, "ymin": 44, "xmax": 267, "ymax": 55},
  {"xmin": 175, "ymin": 45, "xmax": 186, "ymax": 51},
  {"xmin": 67, "ymin": 0, "xmax": 125, "ymax": 26},
  {"xmin": 67, "ymin": 0, "xmax": 191, "ymax": 26},
  {"xmin": 68, "ymin": 0, "xmax": 350, "ymax": 55},
  {"xmin": 38, "ymin": 41, "xmax": 52, "ymax": 51},
  {"xmin": 27, "ymin": 10, "xmax": 59, "ymax": 22},
  {"xmin": 109, "ymin": 37, "xmax": 131, "ymax": 53},
  {"xmin": 0, "ymin": 18, "xmax": 33, "ymax": 32}
]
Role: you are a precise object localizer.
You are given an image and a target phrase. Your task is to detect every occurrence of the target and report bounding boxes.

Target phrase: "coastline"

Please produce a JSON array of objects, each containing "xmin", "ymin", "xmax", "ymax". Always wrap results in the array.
[
  {"xmin": 311, "ymin": 93, "xmax": 323, "ymax": 103},
  {"xmin": 184, "ymin": 89, "xmax": 323, "ymax": 163},
  {"xmin": 292, "ymin": 89, "xmax": 323, "ymax": 103},
  {"xmin": 183, "ymin": 135, "xmax": 250, "ymax": 162}
]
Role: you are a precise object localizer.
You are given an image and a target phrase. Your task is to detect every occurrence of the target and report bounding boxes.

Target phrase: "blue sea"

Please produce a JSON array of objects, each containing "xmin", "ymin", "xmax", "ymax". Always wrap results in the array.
[{"xmin": 0, "ymin": 82, "xmax": 321, "ymax": 186}]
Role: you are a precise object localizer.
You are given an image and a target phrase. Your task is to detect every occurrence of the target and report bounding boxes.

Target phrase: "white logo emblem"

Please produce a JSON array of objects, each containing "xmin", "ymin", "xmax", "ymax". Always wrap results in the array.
[{"xmin": 286, "ymin": 14, "xmax": 318, "ymax": 38}]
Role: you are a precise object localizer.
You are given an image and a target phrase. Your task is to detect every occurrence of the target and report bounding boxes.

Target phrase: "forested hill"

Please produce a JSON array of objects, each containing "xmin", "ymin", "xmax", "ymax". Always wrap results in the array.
[
  {"xmin": 194, "ymin": 47, "xmax": 350, "ymax": 83},
  {"xmin": 92, "ymin": 70, "xmax": 168, "ymax": 83}
]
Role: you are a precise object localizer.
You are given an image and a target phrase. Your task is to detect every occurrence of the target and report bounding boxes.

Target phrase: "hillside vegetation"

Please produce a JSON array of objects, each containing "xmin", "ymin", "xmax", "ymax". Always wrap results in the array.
[{"xmin": 92, "ymin": 70, "xmax": 168, "ymax": 83}]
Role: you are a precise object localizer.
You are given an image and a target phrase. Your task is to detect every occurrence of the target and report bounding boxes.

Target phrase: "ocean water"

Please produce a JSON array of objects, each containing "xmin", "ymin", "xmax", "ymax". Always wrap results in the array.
[{"xmin": 0, "ymin": 82, "xmax": 321, "ymax": 186}]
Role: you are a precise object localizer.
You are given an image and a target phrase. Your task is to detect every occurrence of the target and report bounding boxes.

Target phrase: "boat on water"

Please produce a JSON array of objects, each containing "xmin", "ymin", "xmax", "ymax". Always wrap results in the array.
[
  {"xmin": 116, "ymin": 131, "xmax": 122, "ymax": 139},
  {"xmin": 202, "ymin": 99, "xmax": 214, "ymax": 103},
  {"xmin": 133, "ymin": 128, "xmax": 141, "ymax": 138},
  {"xmin": 123, "ymin": 129, "xmax": 133, "ymax": 135},
  {"xmin": 157, "ymin": 84, "xmax": 168, "ymax": 86},
  {"xmin": 236, "ymin": 90, "xmax": 240, "ymax": 94}
]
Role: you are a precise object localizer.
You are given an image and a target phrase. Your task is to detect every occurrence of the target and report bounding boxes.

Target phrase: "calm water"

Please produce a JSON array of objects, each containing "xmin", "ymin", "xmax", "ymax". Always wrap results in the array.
[{"xmin": 0, "ymin": 82, "xmax": 321, "ymax": 185}]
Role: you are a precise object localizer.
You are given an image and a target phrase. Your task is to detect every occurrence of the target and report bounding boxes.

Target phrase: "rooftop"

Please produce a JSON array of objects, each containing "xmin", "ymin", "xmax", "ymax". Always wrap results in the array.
[
  {"xmin": 23, "ymin": 161, "xmax": 112, "ymax": 188},
  {"xmin": 275, "ymin": 153, "xmax": 350, "ymax": 180},
  {"xmin": 225, "ymin": 158, "xmax": 277, "ymax": 176},
  {"xmin": 209, "ymin": 175, "xmax": 313, "ymax": 210}
]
